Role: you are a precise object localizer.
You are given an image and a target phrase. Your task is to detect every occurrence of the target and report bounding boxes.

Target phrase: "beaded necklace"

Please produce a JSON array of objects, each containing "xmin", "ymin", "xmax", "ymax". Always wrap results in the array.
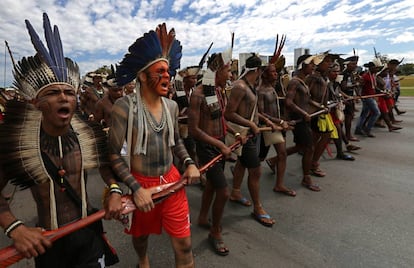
[{"xmin": 142, "ymin": 100, "xmax": 166, "ymax": 132}]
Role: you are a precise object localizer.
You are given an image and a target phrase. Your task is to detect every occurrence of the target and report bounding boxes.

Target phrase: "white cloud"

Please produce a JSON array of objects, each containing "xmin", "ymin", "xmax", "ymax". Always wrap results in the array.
[{"xmin": 1, "ymin": 0, "xmax": 414, "ymax": 86}]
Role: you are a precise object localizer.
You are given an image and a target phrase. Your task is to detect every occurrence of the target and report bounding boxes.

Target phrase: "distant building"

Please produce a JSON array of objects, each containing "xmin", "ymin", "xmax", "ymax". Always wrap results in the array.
[
  {"xmin": 238, "ymin": 53, "xmax": 270, "ymax": 76},
  {"xmin": 294, "ymin": 48, "xmax": 310, "ymax": 70}
]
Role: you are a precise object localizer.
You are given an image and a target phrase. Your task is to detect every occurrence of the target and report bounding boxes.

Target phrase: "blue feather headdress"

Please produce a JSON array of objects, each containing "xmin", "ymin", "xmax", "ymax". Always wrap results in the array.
[
  {"xmin": 116, "ymin": 23, "xmax": 182, "ymax": 86},
  {"xmin": 13, "ymin": 13, "xmax": 80, "ymax": 100}
]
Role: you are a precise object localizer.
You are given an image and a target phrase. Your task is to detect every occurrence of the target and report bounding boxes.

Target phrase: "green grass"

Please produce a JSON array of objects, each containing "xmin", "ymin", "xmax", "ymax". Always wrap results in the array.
[{"xmin": 399, "ymin": 76, "xmax": 414, "ymax": 96}]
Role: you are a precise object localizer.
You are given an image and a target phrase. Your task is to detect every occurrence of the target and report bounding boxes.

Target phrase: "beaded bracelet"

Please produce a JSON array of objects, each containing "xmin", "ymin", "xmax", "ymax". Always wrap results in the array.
[
  {"xmin": 4, "ymin": 220, "xmax": 24, "ymax": 238},
  {"xmin": 109, "ymin": 188, "xmax": 123, "ymax": 195}
]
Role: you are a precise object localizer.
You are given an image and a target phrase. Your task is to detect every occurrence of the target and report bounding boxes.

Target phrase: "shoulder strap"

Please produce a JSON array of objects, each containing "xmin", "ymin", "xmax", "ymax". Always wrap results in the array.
[
  {"xmin": 41, "ymin": 152, "xmax": 84, "ymax": 210},
  {"xmin": 250, "ymin": 98, "xmax": 257, "ymax": 122}
]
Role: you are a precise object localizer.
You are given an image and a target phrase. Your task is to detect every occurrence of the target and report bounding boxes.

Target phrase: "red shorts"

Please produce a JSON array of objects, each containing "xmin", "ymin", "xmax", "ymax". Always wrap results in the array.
[
  {"xmin": 125, "ymin": 165, "xmax": 191, "ymax": 238},
  {"xmin": 377, "ymin": 97, "xmax": 388, "ymax": 113},
  {"xmin": 385, "ymin": 97, "xmax": 394, "ymax": 108},
  {"xmin": 330, "ymin": 111, "xmax": 341, "ymax": 125}
]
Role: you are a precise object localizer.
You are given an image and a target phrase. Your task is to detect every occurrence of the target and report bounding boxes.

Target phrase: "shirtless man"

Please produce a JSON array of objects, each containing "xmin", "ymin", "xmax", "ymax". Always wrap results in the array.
[
  {"xmin": 257, "ymin": 63, "xmax": 296, "ymax": 197},
  {"xmin": 224, "ymin": 54, "xmax": 275, "ymax": 227},
  {"xmin": 306, "ymin": 54, "xmax": 333, "ymax": 177},
  {"xmin": 285, "ymin": 54, "xmax": 322, "ymax": 191},
  {"xmin": 188, "ymin": 53, "xmax": 232, "ymax": 255},
  {"xmin": 0, "ymin": 13, "xmax": 121, "ymax": 267},
  {"xmin": 79, "ymin": 72, "xmax": 106, "ymax": 120},
  {"xmin": 109, "ymin": 24, "xmax": 200, "ymax": 268},
  {"xmin": 94, "ymin": 73, "xmax": 124, "ymax": 128},
  {"xmin": 340, "ymin": 56, "xmax": 361, "ymax": 142}
]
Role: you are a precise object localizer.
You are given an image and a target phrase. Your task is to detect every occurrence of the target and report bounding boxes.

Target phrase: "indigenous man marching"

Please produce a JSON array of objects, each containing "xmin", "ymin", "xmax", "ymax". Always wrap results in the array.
[
  {"xmin": 305, "ymin": 53, "xmax": 334, "ymax": 178},
  {"xmin": 109, "ymin": 23, "xmax": 200, "ymax": 268},
  {"xmin": 257, "ymin": 35, "xmax": 296, "ymax": 197},
  {"xmin": 0, "ymin": 13, "xmax": 122, "ymax": 267},
  {"xmin": 79, "ymin": 72, "xmax": 107, "ymax": 121},
  {"xmin": 94, "ymin": 66, "xmax": 124, "ymax": 128},
  {"xmin": 285, "ymin": 54, "xmax": 322, "ymax": 192},
  {"xmin": 225, "ymin": 54, "xmax": 276, "ymax": 227},
  {"xmin": 188, "ymin": 51, "xmax": 233, "ymax": 256}
]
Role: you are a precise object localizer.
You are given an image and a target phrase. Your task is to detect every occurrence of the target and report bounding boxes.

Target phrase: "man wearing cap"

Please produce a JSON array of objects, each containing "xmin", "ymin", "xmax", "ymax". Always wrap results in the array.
[
  {"xmin": 354, "ymin": 60, "xmax": 381, "ymax": 137},
  {"xmin": 109, "ymin": 24, "xmax": 200, "ymax": 267},
  {"xmin": 224, "ymin": 53, "xmax": 275, "ymax": 227},
  {"xmin": 285, "ymin": 54, "xmax": 321, "ymax": 191},
  {"xmin": 340, "ymin": 56, "xmax": 361, "ymax": 142}
]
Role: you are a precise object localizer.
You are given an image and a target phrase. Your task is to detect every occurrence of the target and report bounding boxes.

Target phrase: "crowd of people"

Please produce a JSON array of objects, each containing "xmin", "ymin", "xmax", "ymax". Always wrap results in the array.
[{"xmin": 0, "ymin": 13, "xmax": 407, "ymax": 268}]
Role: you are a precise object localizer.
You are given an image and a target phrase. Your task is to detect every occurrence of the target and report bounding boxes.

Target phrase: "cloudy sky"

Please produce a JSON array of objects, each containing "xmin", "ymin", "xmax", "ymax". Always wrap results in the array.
[{"xmin": 1, "ymin": 0, "xmax": 414, "ymax": 87}]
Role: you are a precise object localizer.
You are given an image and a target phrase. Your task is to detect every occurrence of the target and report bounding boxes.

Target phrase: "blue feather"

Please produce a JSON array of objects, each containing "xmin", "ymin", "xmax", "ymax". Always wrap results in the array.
[
  {"xmin": 43, "ymin": 13, "xmax": 60, "ymax": 78},
  {"xmin": 168, "ymin": 39, "xmax": 182, "ymax": 77},
  {"xmin": 25, "ymin": 19, "xmax": 58, "ymax": 77},
  {"xmin": 53, "ymin": 25, "xmax": 67, "ymax": 81},
  {"xmin": 117, "ymin": 31, "xmax": 163, "ymax": 86}
]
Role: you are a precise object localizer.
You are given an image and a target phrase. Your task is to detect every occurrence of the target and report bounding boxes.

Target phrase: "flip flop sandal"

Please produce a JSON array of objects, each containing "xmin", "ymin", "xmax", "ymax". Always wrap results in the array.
[
  {"xmin": 310, "ymin": 168, "xmax": 326, "ymax": 177},
  {"xmin": 251, "ymin": 212, "xmax": 275, "ymax": 227},
  {"xmin": 229, "ymin": 196, "xmax": 252, "ymax": 206},
  {"xmin": 273, "ymin": 188, "xmax": 297, "ymax": 197},
  {"xmin": 208, "ymin": 234, "xmax": 229, "ymax": 256},
  {"xmin": 301, "ymin": 181, "xmax": 321, "ymax": 192}
]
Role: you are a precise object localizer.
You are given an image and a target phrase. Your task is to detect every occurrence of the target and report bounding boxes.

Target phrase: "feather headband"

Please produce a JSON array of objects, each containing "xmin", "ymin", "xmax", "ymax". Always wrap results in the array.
[
  {"xmin": 13, "ymin": 13, "xmax": 80, "ymax": 100},
  {"xmin": 268, "ymin": 34, "xmax": 286, "ymax": 72},
  {"xmin": 116, "ymin": 23, "xmax": 182, "ymax": 86}
]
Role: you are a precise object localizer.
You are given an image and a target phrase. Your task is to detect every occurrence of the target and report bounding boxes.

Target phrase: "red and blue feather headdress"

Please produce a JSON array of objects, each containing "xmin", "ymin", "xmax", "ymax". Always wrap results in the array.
[{"xmin": 116, "ymin": 23, "xmax": 182, "ymax": 86}]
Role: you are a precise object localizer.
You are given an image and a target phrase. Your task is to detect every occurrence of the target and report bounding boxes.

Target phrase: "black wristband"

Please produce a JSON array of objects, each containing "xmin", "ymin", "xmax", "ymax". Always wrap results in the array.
[
  {"xmin": 184, "ymin": 157, "xmax": 195, "ymax": 167},
  {"xmin": 4, "ymin": 220, "xmax": 24, "ymax": 238}
]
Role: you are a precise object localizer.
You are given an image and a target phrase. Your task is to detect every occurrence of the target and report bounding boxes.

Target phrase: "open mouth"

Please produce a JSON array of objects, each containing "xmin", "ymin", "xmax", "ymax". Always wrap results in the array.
[
  {"xmin": 57, "ymin": 107, "xmax": 71, "ymax": 118},
  {"xmin": 161, "ymin": 81, "xmax": 169, "ymax": 89}
]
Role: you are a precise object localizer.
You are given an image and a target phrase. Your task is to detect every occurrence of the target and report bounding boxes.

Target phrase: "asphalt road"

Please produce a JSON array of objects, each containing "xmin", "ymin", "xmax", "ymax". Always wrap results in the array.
[{"xmin": 1, "ymin": 97, "xmax": 414, "ymax": 268}]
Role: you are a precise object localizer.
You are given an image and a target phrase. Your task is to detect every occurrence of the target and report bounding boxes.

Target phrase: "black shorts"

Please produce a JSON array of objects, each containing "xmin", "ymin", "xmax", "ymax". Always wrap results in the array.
[
  {"xmin": 183, "ymin": 136, "xmax": 196, "ymax": 154},
  {"xmin": 239, "ymin": 136, "xmax": 261, "ymax": 169},
  {"xmin": 35, "ymin": 226, "xmax": 105, "ymax": 268},
  {"xmin": 258, "ymin": 130, "xmax": 286, "ymax": 159},
  {"xmin": 292, "ymin": 121, "xmax": 313, "ymax": 146},
  {"xmin": 196, "ymin": 139, "xmax": 227, "ymax": 189},
  {"xmin": 343, "ymin": 101, "xmax": 354, "ymax": 116}
]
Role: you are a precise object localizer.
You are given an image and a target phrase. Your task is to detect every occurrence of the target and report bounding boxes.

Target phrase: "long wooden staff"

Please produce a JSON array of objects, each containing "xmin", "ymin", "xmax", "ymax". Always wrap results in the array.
[
  {"xmin": 344, "ymin": 93, "xmax": 386, "ymax": 101},
  {"xmin": 0, "ymin": 137, "xmax": 249, "ymax": 267},
  {"xmin": 294, "ymin": 102, "xmax": 339, "ymax": 123}
]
